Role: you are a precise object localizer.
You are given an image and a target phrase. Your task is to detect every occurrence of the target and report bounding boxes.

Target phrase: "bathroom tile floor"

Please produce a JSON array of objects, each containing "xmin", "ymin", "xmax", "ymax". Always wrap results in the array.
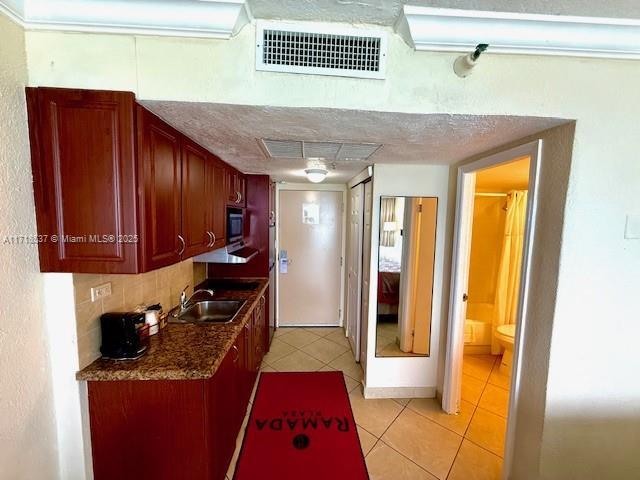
[{"xmin": 225, "ymin": 329, "xmax": 510, "ymax": 480}]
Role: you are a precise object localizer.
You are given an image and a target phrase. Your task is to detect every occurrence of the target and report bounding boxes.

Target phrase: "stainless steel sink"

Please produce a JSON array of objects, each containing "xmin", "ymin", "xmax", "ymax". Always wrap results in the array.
[{"xmin": 168, "ymin": 300, "xmax": 246, "ymax": 324}]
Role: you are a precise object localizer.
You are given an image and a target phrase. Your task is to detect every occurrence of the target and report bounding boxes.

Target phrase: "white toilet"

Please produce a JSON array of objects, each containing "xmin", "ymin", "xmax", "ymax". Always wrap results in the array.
[{"xmin": 495, "ymin": 324, "xmax": 516, "ymax": 376}]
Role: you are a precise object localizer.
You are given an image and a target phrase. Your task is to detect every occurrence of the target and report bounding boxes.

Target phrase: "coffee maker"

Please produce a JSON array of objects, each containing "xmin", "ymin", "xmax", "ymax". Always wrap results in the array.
[{"xmin": 100, "ymin": 312, "xmax": 148, "ymax": 360}]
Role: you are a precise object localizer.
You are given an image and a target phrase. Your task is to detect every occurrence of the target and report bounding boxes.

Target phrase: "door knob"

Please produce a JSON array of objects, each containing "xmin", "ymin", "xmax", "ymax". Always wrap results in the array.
[{"xmin": 462, "ymin": 293, "xmax": 468, "ymax": 302}]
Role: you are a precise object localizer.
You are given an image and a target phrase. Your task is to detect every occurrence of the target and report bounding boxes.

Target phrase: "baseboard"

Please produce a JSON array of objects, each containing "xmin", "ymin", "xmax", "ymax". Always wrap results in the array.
[
  {"xmin": 363, "ymin": 385, "xmax": 436, "ymax": 399},
  {"xmin": 464, "ymin": 345, "xmax": 491, "ymax": 355}
]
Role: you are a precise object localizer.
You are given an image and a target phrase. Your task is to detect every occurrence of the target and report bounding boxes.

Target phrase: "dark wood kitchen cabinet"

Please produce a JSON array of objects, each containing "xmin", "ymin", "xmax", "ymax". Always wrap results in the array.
[
  {"xmin": 26, "ymin": 87, "xmax": 140, "ymax": 273},
  {"xmin": 225, "ymin": 167, "xmax": 246, "ymax": 207},
  {"xmin": 207, "ymin": 158, "xmax": 227, "ymax": 250},
  {"xmin": 87, "ymin": 301, "xmax": 265, "ymax": 480},
  {"xmin": 137, "ymin": 106, "xmax": 183, "ymax": 271},
  {"xmin": 252, "ymin": 293, "xmax": 266, "ymax": 369},
  {"xmin": 181, "ymin": 140, "xmax": 211, "ymax": 258},
  {"xmin": 207, "ymin": 177, "xmax": 274, "ymax": 351},
  {"xmin": 207, "ymin": 329, "xmax": 246, "ymax": 480},
  {"xmin": 26, "ymin": 86, "xmax": 240, "ymax": 273}
]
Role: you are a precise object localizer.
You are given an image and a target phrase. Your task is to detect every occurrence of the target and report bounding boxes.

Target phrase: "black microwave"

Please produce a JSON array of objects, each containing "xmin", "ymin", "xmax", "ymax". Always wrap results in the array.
[{"xmin": 227, "ymin": 208, "xmax": 244, "ymax": 243}]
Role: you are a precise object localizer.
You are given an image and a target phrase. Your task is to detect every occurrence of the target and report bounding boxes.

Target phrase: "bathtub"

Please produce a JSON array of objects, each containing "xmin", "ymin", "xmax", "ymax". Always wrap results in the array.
[{"xmin": 464, "ymin": 302, "xmax": 493, "ymax": 347}]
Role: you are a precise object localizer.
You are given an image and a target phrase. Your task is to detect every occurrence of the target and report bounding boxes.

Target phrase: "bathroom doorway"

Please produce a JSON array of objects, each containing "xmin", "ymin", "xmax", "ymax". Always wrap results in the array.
[{"xmin": 442, "ymin": 141, "xmax": 541, "ymax": 476}]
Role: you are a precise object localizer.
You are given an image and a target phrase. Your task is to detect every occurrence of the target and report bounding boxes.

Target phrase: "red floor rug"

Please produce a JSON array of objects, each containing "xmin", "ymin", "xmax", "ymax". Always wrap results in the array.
[{"xmin": 234, "ymin": 371, "xmax": 369, "ymax": 480}]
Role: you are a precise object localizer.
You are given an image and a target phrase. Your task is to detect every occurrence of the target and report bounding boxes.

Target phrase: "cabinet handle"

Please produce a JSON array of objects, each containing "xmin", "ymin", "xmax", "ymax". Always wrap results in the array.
[
  {"xmin": 177, "ymin": 234, "xmax": 185, "ymax": 256},
  {"xmin": 211, "ymin": 232, "xmax": 216, "ymax": 246},
  {"xmin": 206, "ymin": 231, "xmax": 213, "ymax": 247},
  {"xmin": 232, "ymin": 345, "xmax": 239, "ymax": 363},
  {"xmin": 236, "ymin": 191, "xmax": 241, "ymax": 204}
]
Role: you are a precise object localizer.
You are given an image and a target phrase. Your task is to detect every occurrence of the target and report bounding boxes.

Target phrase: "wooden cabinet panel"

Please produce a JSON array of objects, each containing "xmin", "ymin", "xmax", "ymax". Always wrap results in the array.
[
  {"xmin": 26, "ymin": 87, "xmax": 139, "ymax": 273},
  {"xmin": 244, "ymin": 296, "xmax": 265, "ymax": 379},
  {"xmin": 254, "ymin": 294, "xmax": 266, "ymax": 365},
  {"xmin": 237, "ymin": 173, "xmax": 247, "ymax": 208},
  {"xmin": 88, "ymin": 380, "xmax": 208, "ymax": 480},
  {"xmin": 206, "ymin": 347, "xmax": 239, "ymax": 480},
  {"xmin": 137, "ymin": 106, "xmax": 182, "ymax": 271},
  {"xmin": 181, "ymin": 140, "xmax": 210, "ymax": 258},
  {"xmin": 225, "ymin": 167, "xmax": 237, "ymax": 205},
  {"xmin": 225, "ymin": 167, "xmax": 246, "ymax": 207},
  {"xmin": 207, "ymin": 158, "xmax": 227, "ymax": 250}
]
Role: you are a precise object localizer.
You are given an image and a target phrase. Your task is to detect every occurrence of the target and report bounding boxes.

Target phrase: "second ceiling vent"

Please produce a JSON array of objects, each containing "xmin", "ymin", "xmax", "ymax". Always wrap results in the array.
[{"xmin": 256, "ymin": 21, "xmax": 387, "ymax": 80}]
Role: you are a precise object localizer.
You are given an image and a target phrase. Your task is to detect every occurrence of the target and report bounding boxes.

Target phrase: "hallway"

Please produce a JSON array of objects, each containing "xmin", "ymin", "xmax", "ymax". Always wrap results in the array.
[{"xmin": 226, "ymin": 328, "xmax": 504, "ymax": 480}]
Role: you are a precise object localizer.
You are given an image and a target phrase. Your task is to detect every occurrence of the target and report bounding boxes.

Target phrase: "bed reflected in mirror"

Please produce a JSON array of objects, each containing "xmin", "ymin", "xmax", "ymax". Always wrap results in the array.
[{"xmin": 376, "ymin": 196, "xmax": 438, "ymax": 357}]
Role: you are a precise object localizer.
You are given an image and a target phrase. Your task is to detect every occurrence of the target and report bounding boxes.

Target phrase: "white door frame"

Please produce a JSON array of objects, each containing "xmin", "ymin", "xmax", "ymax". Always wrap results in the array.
[
  {"xmin": 347, "ymin": 183, "xmax": 365, "ymax": 359},
  {"xmin": 359, "ymin": 179, "xmax": 373, "ymax": 373},
  {"xmin": 275, "ymin": 183, "xmax": 347, "ymax": 327},
  {"xmin": 442, "ymin": 140, "xmax": 542, "ymax": 478}
]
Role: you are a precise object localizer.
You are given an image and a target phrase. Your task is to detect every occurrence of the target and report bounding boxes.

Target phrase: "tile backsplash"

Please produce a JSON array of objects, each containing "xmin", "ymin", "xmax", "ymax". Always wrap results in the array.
[{"xmin": 74, "ymin": 258, "xmax": 207, "ymax": 369}]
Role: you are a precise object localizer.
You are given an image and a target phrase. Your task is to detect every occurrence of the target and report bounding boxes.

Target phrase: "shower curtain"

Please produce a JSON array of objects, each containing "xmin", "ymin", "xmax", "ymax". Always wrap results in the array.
[{"xmin": 492, "ymin": 190, "xmax": 528, "ymax": 355}]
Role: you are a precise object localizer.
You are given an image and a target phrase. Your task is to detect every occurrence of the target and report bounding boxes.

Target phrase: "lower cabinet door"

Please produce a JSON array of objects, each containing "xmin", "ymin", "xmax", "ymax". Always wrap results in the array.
[
  {"xmin": 236, "ymin": 328, "xmax": 251, "ymax": 429},
  {"xmin": 208, "ymin": 332, "xmax": 248, "ymax": 480},
  {"xmin": 207, "ymin": 350, "xmax": 236, "ymax": 480},
  {"xmin": 88, "ymin": 380, "xmax": 209, "ymax": 480}
]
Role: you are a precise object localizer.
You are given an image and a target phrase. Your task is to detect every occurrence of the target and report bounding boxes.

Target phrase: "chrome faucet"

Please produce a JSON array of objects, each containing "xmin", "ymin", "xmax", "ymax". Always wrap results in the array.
[{"xmin": 179, "ymin": 285, "xmax": 215, "ymax": 311}]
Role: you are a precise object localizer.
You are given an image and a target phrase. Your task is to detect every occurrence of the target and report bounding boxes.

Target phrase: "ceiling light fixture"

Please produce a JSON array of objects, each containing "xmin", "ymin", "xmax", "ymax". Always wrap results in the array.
[{"xmin": 305, "ymin": 167, "xmax": 329, "ymax": 183}]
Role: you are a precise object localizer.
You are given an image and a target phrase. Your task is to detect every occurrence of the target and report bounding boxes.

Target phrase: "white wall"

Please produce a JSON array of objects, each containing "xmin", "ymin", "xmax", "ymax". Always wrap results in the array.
[
  {"xmin": 364, "ymin": 164, "xmax": 450, "ymax": 396},
  {"xmin": 0, "ymin": 13, "xmax": 59, "ymax": 480},
  {"xmin": 18, "ymin": 21, "xmax": 640, "ymax": 478}
]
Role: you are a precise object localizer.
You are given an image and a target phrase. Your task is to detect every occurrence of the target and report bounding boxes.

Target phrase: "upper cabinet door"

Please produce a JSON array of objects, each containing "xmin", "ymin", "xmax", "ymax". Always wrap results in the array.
[
  {"xmin": 225, "ymin": 167, "xmax": 247, "ymax": 207},
  {"xmin": 26, "ymin": 88, "xmax": 139, "ymax": 273},
  {"xmin": 225, "ymin": 167, "xmax": 238, "ymax": 205},
  {"xmin": 137, "ymin": 107, "xmax": 182, "ymax": 271},
  {"xmin": 237, "ymin": 173, "xmax": 247, "ymax": 208},
  {"xmin": 207, "ymin": 158, "xmax": 227, "ymax": 250},
  {"xmin": 181, "ymin": 140, "xmax": 210, "ymax": 258}
]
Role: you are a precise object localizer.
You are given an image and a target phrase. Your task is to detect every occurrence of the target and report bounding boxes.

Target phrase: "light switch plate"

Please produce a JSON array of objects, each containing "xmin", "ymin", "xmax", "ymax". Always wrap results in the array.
[
  {"xmin": 91, "ymin": 282, "xmax": 112, "ymax": 302},
  {"xmin": 624, "ymin": 214, "xmax": 640, "ymax": 239}
]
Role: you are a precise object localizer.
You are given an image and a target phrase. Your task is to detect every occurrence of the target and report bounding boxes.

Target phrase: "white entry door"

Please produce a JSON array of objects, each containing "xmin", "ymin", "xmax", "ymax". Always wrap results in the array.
[
  {"xmin": 278, "ymin": 190, "xmax": 343, "ymax": 326},
  {"xmin": 347, "ymin": 184, "xmax": 364, "ymax": 358}
]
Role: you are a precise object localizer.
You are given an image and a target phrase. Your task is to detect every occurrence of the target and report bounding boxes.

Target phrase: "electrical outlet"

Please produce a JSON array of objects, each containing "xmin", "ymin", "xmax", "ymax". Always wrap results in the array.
[{"xmin": 91, "ymin": 283, "xmax": 112, "ymax": 302}]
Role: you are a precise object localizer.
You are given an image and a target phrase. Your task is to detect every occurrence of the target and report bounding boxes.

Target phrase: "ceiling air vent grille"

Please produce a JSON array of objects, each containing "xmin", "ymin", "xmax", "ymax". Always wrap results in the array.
[
  {"xmin": 260, "ymin": 139, "xmax": 382, "ymax": 161},
  {"xmin": 256, "ymin": 21, "xmax": 387, "ymax": 79}
]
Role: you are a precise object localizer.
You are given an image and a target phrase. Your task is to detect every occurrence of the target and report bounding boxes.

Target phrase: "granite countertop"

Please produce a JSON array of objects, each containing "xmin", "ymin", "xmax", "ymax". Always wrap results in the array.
[{"xmin": 76, "ymin": 278, "xmax": 268, "ymax": 382}]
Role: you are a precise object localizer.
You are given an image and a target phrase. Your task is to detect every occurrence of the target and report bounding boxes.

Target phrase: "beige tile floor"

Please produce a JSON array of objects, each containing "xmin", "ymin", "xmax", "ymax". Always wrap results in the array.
[
  {"xmin": 375, "ymin": 322, "xmax": 424, "ymax": 357},
  {"xmin": 225, "ymin": 329, "xmax": 511, "ymax": 480}
]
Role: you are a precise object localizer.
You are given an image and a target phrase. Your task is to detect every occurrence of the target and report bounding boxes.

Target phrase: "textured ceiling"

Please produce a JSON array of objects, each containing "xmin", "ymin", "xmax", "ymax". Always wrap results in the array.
[
  {"xmin": 247, "ymin": 0, "xmax": 640, "ymax": 27},
  {"xmin": 142, "ymin": 101, "xmax": 566, "ymax": 183}
]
